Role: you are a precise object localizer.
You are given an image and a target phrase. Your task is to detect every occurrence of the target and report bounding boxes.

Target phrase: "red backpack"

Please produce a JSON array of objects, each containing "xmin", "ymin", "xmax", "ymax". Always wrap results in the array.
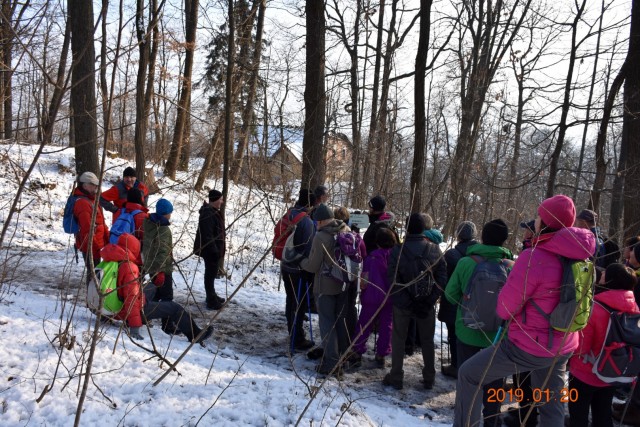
[{"xmin": 272, "ymin": 209, "xmax": 307, "ymax": 260}]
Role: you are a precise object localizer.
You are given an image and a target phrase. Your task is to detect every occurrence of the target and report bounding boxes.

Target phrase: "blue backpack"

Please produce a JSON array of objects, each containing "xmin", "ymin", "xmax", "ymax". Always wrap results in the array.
[
  {"xmin": 63, "ymin": 194, "xmax": 86, "ymax": 234},
  {"xmin": 109, "ymin": 208, "xmax": 142, "ymax": 244}
]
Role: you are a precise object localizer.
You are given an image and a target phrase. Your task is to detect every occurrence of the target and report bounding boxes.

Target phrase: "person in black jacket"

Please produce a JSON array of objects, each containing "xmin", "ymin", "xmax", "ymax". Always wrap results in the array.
[
  {"xmin": 439, "ymin": 221, "xmax": 478, "ymax": 378},
  {"xmin": 194, "ymin": 189, "xmax": 226, "ymax": 310},
  {"xmin": 383, "ymin": 213, "xmax": 447, "ymax": 390},
  {"xmin": 362, "ymin": 195, "xmax": 398, "ymax": 255}
]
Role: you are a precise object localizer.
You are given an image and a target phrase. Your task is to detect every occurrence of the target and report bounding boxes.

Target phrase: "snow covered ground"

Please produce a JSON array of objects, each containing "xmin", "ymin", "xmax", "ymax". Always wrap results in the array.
[{"xmin": 0, "ymin": 142, "xmax": 457, "ymax": 426}]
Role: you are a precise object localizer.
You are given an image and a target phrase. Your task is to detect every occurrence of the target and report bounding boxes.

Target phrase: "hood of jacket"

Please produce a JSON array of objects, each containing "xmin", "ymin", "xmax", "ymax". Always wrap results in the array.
[
  {"xmin": 594, "ymin": 289, "xmax": 639, "ymax": 312},
  {"xmin": 101, "ymin": 233, "xmax": 141, "ymax": 263},
  {"xmin": 149, "ymin": 212, "xmax": 171, "ymax": 226},
  {"xmin": 533, "ymin": 227, "xmax": 596, "ymax": 260},
  {"xmin": 466, "ymin": 243, "xmax": 513, "ymax": 260},
  {"xmin": 318, "ymin": 219, "xmax": 348, "ymax": 236}
]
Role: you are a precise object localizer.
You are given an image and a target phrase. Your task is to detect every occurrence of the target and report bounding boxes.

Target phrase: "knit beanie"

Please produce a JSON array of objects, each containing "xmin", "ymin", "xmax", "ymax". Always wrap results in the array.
[
  {"xmin": 123, "ymin": 166, "xmax": 137, "ymax": 177},
  {"xmin": 406, "ymin": 213, "xmax": 426, "ymax": 234},
  {"xmin": 456, "ymin": 221, "xmax": 477, "ymax": 241},
  {"xmin": 313, "ymin": 203, "xmax": 334, "ymax": 221},
  {"xmin": 369, "ymin": 195, "xmax": 386, "ymax": 211},
  {"xmin": 538, "ymin": 195, "xmax": 576, "ymax": 230},
  {"xmin": 78, "ymin": 171, "xmax": 99, "ymax": 186},
  {"xmin": 156, "ymin": 198, "xmax": 173, "ymax": 216},
  {"xmin": 604, "ymin": 263, "xmax": 638, "ymax": 291},
  {"xmin": 208, "ymin": 189, "xmax": 223, "ymax": 202},
  {"xmin": 481, "ymin": 219, "xmax": 509, "ymax": 246},
  {"xmin": 297, "ymin": 188, "xmax": 313, "ymax": 207},
  {"xmin": 577, "ymin": 209, "xmax": 598, "ymax": 225}
]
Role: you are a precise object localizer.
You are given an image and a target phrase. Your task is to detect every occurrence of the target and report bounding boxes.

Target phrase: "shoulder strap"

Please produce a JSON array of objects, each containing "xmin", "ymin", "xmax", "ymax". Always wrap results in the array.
[{"xmin": 469, "ymin": 255, "xmax": 485, "ymax": 264}]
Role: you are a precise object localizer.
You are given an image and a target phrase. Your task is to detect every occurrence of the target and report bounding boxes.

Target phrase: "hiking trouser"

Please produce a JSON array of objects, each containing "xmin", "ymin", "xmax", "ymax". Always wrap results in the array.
[
  {"xmin": 454, "ymin": 337, "xmax": 570, "ymax": 427},
  {"xmin": 456, "ymin": 340, "xmax": 503, "ymax": 427},
  {"xmin": 353, "ymin": 298, "xmax": 392, "ymax": 357},
  {"xmin": 152, "ymin": 271, "xmax": 173, "ymax": 301},
  {"xmin": 316, "ymin": 291, "xmax": 350, "ymax": 372},
  {"xmin": 143, "ymin": 285, "xmax": 199, "ymax": 340},
  {"xmin": 282, "ymin": 270, "xmax": 312, "ymax": 344},
  {"xmin": 388, "ymin": 305, "xmax": 436, "ymax": 386},
  {"xmin": 568, "ymin": 374, "xmax": 614, "ymax": 427},
  {"xmin": 82, "ymin": 251, "xmax": 101, "ymax": 287},
  {"xmin": 203, "ymin": 255, "xmax": 220, "ymax": 304}
]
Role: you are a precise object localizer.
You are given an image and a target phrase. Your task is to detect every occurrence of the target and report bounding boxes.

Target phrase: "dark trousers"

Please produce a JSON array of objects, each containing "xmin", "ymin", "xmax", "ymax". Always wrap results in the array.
[
  {"xmin": 82, "ymin": 251, "xmax": 101, "ymax": 287},
  {"xmin": 568, "ymin": 375, "xmax": 615, "ymax": 427},
  {"xmin": 389, "ymin": 305, "xmax": 436, "ymax": 385},
  {"xmin": 142, "ymin": 285, "xmax": 199, "ymax": 340},
  {"xmin": 282, "ymin": 270, "xmax": 312, "ymax": 344},
  {"xmin": 508, "ymin": 371, "xmax": 538, "ymax": 426},
  {"xmin": 317, "ymin": 291, "xmax": 350, "ymax": 372},
  {"xmin": 346, "ymin": 281, "xmax": 358, "ymax": 342},
  {"xmin": 445, "ymin": 320, "xmax": 459, "ymax": 368},
  {"xmin": 153, "ymin": 272, "xmax": 173, "ymax": 301},
  {"xmin": 457, "ymin": 340, "xmax": 504, "ymax": 427},
  {"xmin": 203, "ymin": 255, "xmax": 220, "ymax": 304}
]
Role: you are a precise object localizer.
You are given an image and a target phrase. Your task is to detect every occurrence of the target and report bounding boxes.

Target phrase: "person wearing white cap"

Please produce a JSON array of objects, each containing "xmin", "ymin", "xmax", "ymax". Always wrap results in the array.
[{"xmin": 72, "ymin": 172, "xmax": 110, "ymax": 281}]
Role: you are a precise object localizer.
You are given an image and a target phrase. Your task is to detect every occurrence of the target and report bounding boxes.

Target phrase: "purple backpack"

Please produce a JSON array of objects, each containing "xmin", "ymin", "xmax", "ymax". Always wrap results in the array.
[{"xmin": 323, "ymin": 231, "xmax": 364, "ymax": 285}]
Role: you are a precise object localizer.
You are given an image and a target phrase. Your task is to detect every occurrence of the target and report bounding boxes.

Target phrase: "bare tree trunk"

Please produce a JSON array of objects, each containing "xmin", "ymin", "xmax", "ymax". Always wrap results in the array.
[
  {"xmin": 222, "ymin": 0, "xmax": 235, "ymax": 210},
  {"xmin": 69, "ymin": 0, "xmax": 98, "ymax": 175},
  {"xmin": 1, "ymin": 0, "xmax": 14, "ymax": 140},
  {"xmin": 410, "ymin": 0, "xmax": 432, "ymax": 213},
  {"xmin": 99, "ymin": 0, "xmax": 113, "ymax": 151},
  {"xmin": 301, "ymin": 0, "xmax": 326, "ymax": 189},
  {"xmin": 545, "ymin": 0, "xmax": 587, "ymax": 197},
  {"xmin": 231, "ymin": 0, "xmax": 265, "ymax": 182},
  {"xmin": 623, "ymin": 0, "xmax": 640, "ymax": 240},
  {"xmin": 165, "ymin": 0, "xmax": 199, "ymax": 179}
]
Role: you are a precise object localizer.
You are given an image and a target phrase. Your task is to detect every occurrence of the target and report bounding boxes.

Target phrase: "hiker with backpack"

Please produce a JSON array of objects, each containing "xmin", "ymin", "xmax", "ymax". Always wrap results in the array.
[
  {"xmin": 67, "ymin": 171, "xmax": 110, "ymax": 283},
  {"xmin": 574, "ymin": 209, "xmax": 610, "ymax": 269},
  {"xmin": 444, "ymin": 219, "xmax": 514, "ymax": 426},
  {"xmin": 300, "ymin": 204, "xmax": 352, "ymax": 376},
  {"xmin": 194, "ymin": 190, "xmax": 227, "ymax": 310},
  {"xmin": 568, "ymin": 263, "xmax": 640, "ymax": 427},
  {"xmin": 453, "ymin": 195, "xmax": 596, "ymax": 427},
  {"xmin": 278, "ymin": 189, "xmax": 316, "ymax": 351},
  {"xmin": 352, "ymin": 227, "xmax": 397, "ymax": 368},
  {"xmin": 362, "ymin": 195, "xmax": 398, "ymax": 255},
  {"xmin": 109, "ymin": 188, "xmax": 148, "ymax": 244},
  {"xmin": 103, "ymin": 233, "xmax": 213, "ymax": 344},
  {"xmin": 142, "ymin": 199, "xmax": 175, "ymax": 304},
  {"xmin": 100, "ymin": 166, "xmax": 149, "ymax": 220},
  {"xmin": 382, "ymin": 213, "xmax": 447, "ymax": 390}
]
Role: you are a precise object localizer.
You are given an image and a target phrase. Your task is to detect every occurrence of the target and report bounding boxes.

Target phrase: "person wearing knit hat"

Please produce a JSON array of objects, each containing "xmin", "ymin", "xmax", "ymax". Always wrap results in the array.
[
  {"xmin": 440, "ymin": 221, "xmax": 479, "ymax": 379},
  {"xmin": 363, "ymin": 195, "xmax": 397, "ymax": 255},
  {"xmin": 312, "ymin": 203, "xmax": 334, "ymax": 222},
  {"xmin": 382, "ymin": 212, "xmax": 447, "ymax": 390},
  {"xmin": 568, "ymin": 262, "xmax": 640, "ymax": 426},
  {"xmin": 445, "ymin": 220, "xmax": 514, "ymax": 421},
  {"xmin": 142, "ymin": 198, "xmax": 176, "ymax": 319},
  {"xmin": 194, "ymin": 189, "xmax": 227, "ymax": 310},
  {"xmin": 574, "ymin": 208, "xmax": 609, "ymax": 269},
  {"xmin": 70, "ymin": 171, "xmax": 110, "ymax": 283},
  {"xmin": 100, "ymin": 166, "xmax": 149, "ymax": 219},
  {"xmin": 279, "ymin": 189, "xmax": 317, "ymax": 351},
  {"xmin": 452, "ymin": 196, "xmax": 595, "ymax": 427}
]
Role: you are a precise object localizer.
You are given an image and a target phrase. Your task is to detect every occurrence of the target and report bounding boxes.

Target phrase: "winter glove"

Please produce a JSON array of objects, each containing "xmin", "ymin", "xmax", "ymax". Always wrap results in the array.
[
  {"xmin": 129, "ymin": 327, "xmax": 144, "ymax": 340},
  {"xmin": 153, "ymin": 272, "xmax": 165, "ymax": 287}
]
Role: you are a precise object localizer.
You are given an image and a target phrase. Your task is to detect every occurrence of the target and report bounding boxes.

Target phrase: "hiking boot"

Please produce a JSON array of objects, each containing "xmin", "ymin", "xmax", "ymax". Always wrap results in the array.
[
  {"xmin": 382, "ymin": 373, "xmax": 403, "ymax": 390},
  {"xmin": 441, "ymin": 364, "xmax": 458, "ymax": 379},
  {"xmin": 374, "ymin": 355, "xmax": 386, "ymax": 368},
  {"xmin": 613, "ymin": 401, "xmax": 640, "ymax": 426},
  {"xmin": 343, "ymin": 353, "xmax": 362, "ymax": 371},
  {"xmin": 206, "ymin": 299, "xmax": 223, "ymax": 310},
  {"xmin": 215, "ymin": 295, "xmax": 226, "ymax": 304},
  {"xmin": 194, "ymin": 326, "xmax": 214, "ymax": 344},
  {"xmin": 294, "ymin": 338, "xmax": 314, "ymax": 351},
  {"xmin": 315, "ymin": 364, "xmax": 343, "ymax": 379},
  {"xmin": 307, "ymin": 346, "xmax": 324, "ymax": 360}
]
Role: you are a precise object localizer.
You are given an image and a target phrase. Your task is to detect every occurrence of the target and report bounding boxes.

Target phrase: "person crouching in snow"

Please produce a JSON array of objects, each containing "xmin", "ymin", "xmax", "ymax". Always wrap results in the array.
[
  {"xmin": 102, "ymin": 233, "xmax": 213, "ymax": 343},
  {"xmin": 352, "ymin": 227, "xmax": 398, "ymax": 367}
]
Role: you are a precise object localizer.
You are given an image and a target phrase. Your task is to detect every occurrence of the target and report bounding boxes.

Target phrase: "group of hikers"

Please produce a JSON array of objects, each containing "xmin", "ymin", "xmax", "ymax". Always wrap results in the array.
[
  {"xmin": 67, "ymin": 167, "xmax": 640, "ymax": 426},
  {"xmin": 276, "ymin": 188, "xmax": 640, "ymax": 427},
  {"xmin": 67, "ymin": 168, "xmax": 228, "ymax": 344}
]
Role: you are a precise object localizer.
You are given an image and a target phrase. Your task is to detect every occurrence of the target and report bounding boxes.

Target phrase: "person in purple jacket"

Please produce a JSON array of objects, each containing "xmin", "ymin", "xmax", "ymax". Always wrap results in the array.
[
  {"xmin": 352, "ymin": 227, "xmax": 398, "ymax": 368},
  {"xmin": 453, "ymin": 194, "xmax": 596, "ymax": 427}
]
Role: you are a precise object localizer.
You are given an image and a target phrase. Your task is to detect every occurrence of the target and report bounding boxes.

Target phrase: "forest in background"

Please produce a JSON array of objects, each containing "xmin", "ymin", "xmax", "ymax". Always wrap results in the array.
[{"xmin": 0, "ymin": 0, "xmax": 639, "ymax": 251}]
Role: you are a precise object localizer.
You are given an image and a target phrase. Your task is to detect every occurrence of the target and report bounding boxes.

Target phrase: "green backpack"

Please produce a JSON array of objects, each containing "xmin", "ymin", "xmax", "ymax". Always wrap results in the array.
[
  {"xmin": 86, "ymin": 261, "xmax": 124, "ymax": 315},
  {"xmin": 531, "ymin": 257, "xmax": 594, "ymax": 344}
]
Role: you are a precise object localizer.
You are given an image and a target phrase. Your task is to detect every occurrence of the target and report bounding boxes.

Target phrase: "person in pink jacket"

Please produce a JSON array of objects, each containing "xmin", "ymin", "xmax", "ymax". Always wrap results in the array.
[
  {"xmin": 453, "ymin": 195, "xmax": 596, "ymax": 427},
  {"xmin": 568, "ymin": 263, "xmax": 639, "ymax": 427}
]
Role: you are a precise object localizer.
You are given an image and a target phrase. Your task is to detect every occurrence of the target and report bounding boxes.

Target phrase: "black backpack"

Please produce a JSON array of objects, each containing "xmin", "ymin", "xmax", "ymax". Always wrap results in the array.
[{"xmin": 395, "ymin": 243, "xmax": 438, "ymax": 307}]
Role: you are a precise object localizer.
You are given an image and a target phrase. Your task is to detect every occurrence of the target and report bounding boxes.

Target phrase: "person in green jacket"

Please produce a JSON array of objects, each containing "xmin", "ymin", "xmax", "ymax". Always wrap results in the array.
[
  {"xmin": 143, "ymin": 198, "xmax": 175, "ymax": 302},
  {"xmin": 444, "ymin": 218, "xmax": 514, "ymax": 427}
]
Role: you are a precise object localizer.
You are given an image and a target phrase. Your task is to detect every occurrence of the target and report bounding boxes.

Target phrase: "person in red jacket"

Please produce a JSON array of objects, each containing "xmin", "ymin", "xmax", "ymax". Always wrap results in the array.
[
  {"xmin": 100, "ymin": 167, "xmax": 149, "ymax": 220},
  {"xmin": 568, "ymin": 263, "xmax": 639, "ymax": 427},
  {"xmin": 122, "ymin": 188, "xmax": 149, "ymax": 242},
  {"xmin": 102, "ymin": 233, "xmax": 213, "ymax": 343},
  {"xmin": 73, "ymin": 172, "xmax": 110, "ymax": 278}
]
